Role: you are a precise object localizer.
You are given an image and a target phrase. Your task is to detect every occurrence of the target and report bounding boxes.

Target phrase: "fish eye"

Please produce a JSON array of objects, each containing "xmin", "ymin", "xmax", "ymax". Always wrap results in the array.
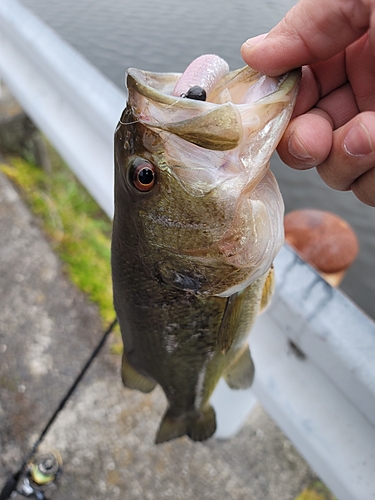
[{"xmin": 131, "ymin": 158, "xmax": 156, "ymax": 192}]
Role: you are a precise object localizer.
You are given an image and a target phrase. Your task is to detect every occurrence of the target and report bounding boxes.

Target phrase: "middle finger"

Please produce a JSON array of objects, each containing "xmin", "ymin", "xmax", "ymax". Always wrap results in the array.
[{"xmin": 317, "ymin": 111, "xmax": 375, "ymax": 191}]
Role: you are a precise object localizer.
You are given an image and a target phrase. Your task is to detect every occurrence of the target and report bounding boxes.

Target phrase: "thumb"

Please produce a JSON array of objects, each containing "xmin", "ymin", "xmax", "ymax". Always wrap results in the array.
[{"xmin": 241, "ymin": 0, "xmax": 370, "ymax": 76}]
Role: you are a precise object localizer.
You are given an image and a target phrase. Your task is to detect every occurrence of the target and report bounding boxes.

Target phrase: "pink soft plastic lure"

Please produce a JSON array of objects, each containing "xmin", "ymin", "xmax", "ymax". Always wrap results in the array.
[{"xmin": 172, "ymin": 54, "xmax": 229, "ymax": 99}]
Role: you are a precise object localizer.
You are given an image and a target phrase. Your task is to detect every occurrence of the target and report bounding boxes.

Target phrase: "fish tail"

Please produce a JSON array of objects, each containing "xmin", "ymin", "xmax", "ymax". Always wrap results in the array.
[
  {"xmin": 187, "ymin": 405, "xmax": 216, "ymax": 442},
  {"xmin": 155, "ymin": 406, "xmax": 216, "ymax": 444}
]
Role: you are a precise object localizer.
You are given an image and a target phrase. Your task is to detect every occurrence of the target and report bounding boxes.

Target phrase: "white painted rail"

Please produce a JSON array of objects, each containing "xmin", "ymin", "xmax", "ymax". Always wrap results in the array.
[
  {"xmin": 0, "ymin": 0, "xmax": 124, "ymax": 218},
  {"xmin": 1, "ymin": 1, "xmax": 374, "ymax": 499}
]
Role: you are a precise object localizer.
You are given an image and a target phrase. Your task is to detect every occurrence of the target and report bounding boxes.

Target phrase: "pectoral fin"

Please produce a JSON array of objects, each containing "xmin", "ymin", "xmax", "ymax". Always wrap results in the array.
[
  {"xmin": 121, "ymin": 352, "xmax": 157, "ymax": 393},
  {"xmin": 224, "ymin": 345, "xmax": 255, "ymax": 390},
  {"xmin": 259, "ymin": 264, "xmax": 275, "ymax": 313},
  {"xmin": 218, "ymin": 291, "xmax": 246, "ymax": 354}
]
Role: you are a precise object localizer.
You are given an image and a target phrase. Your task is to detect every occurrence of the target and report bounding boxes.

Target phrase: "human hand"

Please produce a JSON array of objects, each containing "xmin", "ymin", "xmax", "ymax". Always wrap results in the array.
[{"xmin": 241, "ymin": 0, "xmax": 375, "ymax": 206}]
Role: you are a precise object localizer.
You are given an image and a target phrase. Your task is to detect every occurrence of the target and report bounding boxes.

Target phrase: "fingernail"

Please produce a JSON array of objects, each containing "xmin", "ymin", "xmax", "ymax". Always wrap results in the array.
[
  {"xmin": 344, "ymin": 122, "xmax": 374, "ymax": 156},
  {"xmin": 288, "ymin": 132, "xmax": 314, "ymax": 161},
  {"xmin": 242, "ymin": 33, "xmax": 267, "ymax": 49}
]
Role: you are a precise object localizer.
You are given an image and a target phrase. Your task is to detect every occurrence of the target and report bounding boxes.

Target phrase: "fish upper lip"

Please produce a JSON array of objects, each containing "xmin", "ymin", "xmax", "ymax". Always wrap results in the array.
[
  {"xmin": 127, "ymin": 66, "xmax": 301, "ymax": 108},
  {"xmin": 126, "ymin": 66, "xmax": 300, "ymax": 153}
]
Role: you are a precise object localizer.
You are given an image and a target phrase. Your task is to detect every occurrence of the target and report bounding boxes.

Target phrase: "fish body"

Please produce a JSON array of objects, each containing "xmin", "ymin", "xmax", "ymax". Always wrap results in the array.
[{"xmin": 112, "ymin": 56, "xmax": 300, "ymax": 443}]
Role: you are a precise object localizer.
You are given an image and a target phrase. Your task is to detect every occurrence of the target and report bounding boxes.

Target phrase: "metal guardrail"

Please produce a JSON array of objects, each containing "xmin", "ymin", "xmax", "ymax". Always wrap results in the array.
[
  {"xmin": 1, "ymin": 1, "xmax": 375, "ymax": 499},
  {"xmin": 0, "ymin": 0, "xmax": 124, "ymax": 218}
]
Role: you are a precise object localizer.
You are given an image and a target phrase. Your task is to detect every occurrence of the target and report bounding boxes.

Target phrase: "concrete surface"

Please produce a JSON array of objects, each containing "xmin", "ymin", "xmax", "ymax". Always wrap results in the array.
[{"xmin": 0, "ymin": 169, "xmax": 317, "ymax": 499}]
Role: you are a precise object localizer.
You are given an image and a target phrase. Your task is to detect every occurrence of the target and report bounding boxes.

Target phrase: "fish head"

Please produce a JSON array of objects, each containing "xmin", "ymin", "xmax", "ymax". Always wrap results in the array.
[{"xmin": 114, "ymin": 63, "xmax": 300, "ymax": 296}]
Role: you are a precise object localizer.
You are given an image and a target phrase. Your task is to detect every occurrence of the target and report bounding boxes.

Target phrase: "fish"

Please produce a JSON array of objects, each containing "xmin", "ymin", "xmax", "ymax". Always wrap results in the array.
[{"xmin": 111, "ymin": 54, "xmax": 300, "ymax": 444}]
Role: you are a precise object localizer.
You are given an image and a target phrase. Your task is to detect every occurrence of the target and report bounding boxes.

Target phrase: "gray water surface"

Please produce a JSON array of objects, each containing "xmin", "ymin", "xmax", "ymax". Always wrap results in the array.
[{"xmin": 21, "ymin": 0, "xmax": 375, "ymax": 318}]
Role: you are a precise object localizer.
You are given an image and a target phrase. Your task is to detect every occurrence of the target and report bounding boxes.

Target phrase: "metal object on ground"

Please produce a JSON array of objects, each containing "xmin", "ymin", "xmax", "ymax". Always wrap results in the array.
[
  {"xmin": 29, "ymin": 452, "xmax": 62, "ymax": 487},
  {"xmin": 0, "ymin": 317, "xmax": 116, "ymax": 499},
  {"xmin": 14, "ymin": 451, "xmax": 62, "ymax": 499}
]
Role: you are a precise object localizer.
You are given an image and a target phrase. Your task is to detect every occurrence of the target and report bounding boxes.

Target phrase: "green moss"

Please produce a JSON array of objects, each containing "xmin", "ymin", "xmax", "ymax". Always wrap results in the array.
[
  {"xmin": 295, "ymin": 481, "xmax": 337, "ymax": 500},
  {"xmin": 0, "ymin": 145, "xmax": 115, "ymax": 326}
]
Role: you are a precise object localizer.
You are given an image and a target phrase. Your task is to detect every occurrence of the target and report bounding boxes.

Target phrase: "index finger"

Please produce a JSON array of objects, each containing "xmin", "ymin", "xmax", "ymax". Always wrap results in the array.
[{"xmin": 241, "ymin": 0, "xmax": 370, "ymax": 75}]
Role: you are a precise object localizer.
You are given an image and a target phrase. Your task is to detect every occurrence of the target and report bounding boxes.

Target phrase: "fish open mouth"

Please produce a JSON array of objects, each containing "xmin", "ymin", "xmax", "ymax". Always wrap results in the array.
[
  {"xmin": 124, "ymin": 56, "xmax": 300, "ymax": 295},
  {"xmin": 126, "ymin": 56, "xmax": 300, "ymax": 154},
  {"xmin": 126, "ymin": 58, "xmax": 300, "ymax": 197}
]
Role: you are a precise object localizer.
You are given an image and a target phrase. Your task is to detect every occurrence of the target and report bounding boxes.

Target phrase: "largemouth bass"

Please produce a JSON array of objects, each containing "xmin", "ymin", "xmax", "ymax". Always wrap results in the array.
[{"xmin": 112, "ymin": 55, "xmax": 300, "ymax": 444}]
